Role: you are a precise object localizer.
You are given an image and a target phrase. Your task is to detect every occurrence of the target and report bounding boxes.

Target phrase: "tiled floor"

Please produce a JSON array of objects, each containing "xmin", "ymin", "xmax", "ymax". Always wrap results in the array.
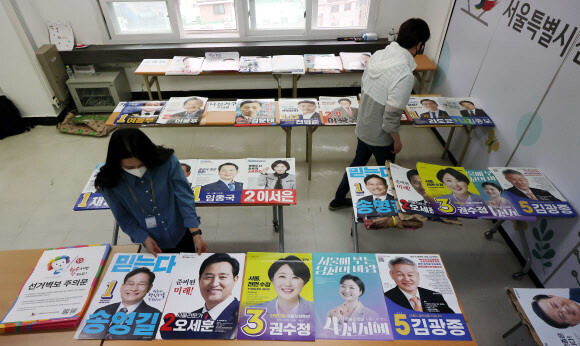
[{"xmin": 0, "ymin": 124, "xmax": 536, "ymax": 345}]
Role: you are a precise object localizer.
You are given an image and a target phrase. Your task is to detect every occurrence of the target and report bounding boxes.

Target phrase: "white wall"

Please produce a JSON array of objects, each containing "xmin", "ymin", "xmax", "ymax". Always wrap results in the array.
[
  {"xmin": 13, "ymin": 0, "xmax": 453, "ymax": 92},
  {"xmin": 0, "ymin": 0, "xmax": 61, "ymax": 117}
]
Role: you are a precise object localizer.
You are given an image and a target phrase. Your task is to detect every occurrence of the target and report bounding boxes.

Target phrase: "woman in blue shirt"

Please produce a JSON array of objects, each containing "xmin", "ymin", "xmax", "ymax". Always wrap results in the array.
[{"xmin": 95, "ymin": 128, "xmax": 208, "ymax": 255}]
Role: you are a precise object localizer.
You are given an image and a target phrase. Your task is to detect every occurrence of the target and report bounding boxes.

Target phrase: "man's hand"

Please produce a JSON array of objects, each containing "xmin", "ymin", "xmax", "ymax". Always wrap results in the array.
[
  {"xmin": 143, "ymin": 236, "xmax": 162, "ymax": 257},
  {"xmin": 391, "ymin": 133, "xmax": 402, "ymax": 154},
  {"xmin": 193, "ymin": 235, "xmax": 209, "ymax": 255}
]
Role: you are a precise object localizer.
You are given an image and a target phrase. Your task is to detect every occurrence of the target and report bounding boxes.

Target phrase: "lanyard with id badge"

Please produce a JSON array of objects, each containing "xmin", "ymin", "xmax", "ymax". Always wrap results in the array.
[{"xmin": 123, "ymin": 176, "xmax": 158, "ymax": 229}]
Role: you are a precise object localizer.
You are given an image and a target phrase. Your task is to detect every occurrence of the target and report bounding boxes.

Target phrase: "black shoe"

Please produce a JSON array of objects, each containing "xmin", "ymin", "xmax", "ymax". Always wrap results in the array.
[{"xmin": 329, "ymin": 198, "xmax": 352, "ymax": 211}]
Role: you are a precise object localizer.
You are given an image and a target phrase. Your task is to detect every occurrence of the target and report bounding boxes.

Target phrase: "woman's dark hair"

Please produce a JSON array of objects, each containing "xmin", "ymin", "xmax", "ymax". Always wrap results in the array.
[
  {"xmin": 95, "ymin": 128, "xmax": 174, "ymax": 189},
  {"xmin": 436, "ymin": 168, "xmax": 470, "ymax": 185},
  {"xmin": 268, "ymin": 255, "xmax": 311, "ymax": 284},
  {"xmin": 199, "ymin": 253, "xmax": 240, "ymax": 277},
  {"xmin": 271, "ymin": 160, "xmax": 290, "ymax": 171},
  {"xmin": 531, "ymin": 295, "xmax": 571, "ymax": 329},
  {"xmin": 396, "ymin": 18, "xmax": 431, "ymax": 49},
  {"xmin": 340, "ymin": 274, "xmax": 365, "ymax": 296},
  {"xmin": 482, "ymin": 181, "xmax": 503, "ymax": 193}
]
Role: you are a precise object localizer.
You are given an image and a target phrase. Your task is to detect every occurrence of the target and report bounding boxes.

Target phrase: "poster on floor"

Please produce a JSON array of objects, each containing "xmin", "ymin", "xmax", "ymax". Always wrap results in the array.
[
  {"xmin": 157, "ymin": 253, "xmax": 245, "ymax": 340},
  {"xmin": 237, "ymin": 252, "xmax": 315, "ymax": 341},
  {"xmin": 376, "ymin": 254, "xmax": 471, "ymax": 341},
  {"xmin": 509, "ymin": 288, "xmax": 580, "ymax": 345},
  {"xmin": 346, "ymin": 166, "xmax": 398, "ymax": 220},
  {"xmin": 489, "ymin": 167, "xmax": 577, "ymax": 217},
  {"xmin": 417, "ymin": 162, "xmax": 492, "ymax": 218},
  {"xmin": 74, "ymin": 163, "xmax": 109, "ymax": 211},
  {"xmin": 313, "ymin": 253, "xmax": 393, "ymax": 340},
  {"xmin": 75, "ymin": 253, "xmax": 177, "ymax": 340}
]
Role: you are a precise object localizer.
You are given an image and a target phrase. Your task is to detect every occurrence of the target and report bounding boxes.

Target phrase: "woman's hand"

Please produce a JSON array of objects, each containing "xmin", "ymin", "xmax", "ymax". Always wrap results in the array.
[
  {"xmin": 193, "ymin": 235, "xmax": 209, "ymax": 255},
  {"xmin": 143, "ymin": 236, "xmax": 162, "ymax": 257}
]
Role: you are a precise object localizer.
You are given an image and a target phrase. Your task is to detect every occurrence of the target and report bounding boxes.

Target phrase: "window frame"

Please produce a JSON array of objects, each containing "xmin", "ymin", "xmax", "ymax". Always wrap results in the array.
[{"xmin": 97, "ymin": 0, "xmax": 377, "ymax": 44}]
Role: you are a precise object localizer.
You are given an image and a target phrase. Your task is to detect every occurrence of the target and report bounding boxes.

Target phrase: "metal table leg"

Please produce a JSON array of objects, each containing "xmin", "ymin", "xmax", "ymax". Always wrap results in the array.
[
  {"xmin": 351, "ymin": 214, "xmax": 359, "ymax": 253},
  {"xmin": 457, "ymin": 126, "xmax": 474, "ymax": 166},
  {"xmin": 153, "ymin": 76, "xmax": 162, "ymax": 100},
  {"xmin": 283, "ymin": 127, "xmax": 292, "ymax": 158},
  {"xmin": 272, "ymin": 205, "xmax": 279, "ymax": 230},
  {"xmin": 143, "ymin": 75, "xmax": 154, "ymax": 101},
  {"xmin": 513, "ymin": 222, "xmax": 532, "ymax": 280},
  {"xmin": 278, "ymin": 206, "xmax": 285, "ymax": 253},
  {"xmin": 292, "ymin": 75, "xmax": 301, "ymax": 98},
  {"xmin": 112, "ymin": 221, "xmax": 119, "ymax": 246},
  {"xmin": 485, "ymin": 219, "xmax": 504, "ymax": 239},
  {"xmin": 273, "ymin": 74, "xmax": 282, "ymax": 100},
  {"xmin": 441, "ymin": 127, "xmax": 457, "ymax": 161},
  {"xmin": 307, "ymin": 126, "xmax": 318, "ymax": 181}
]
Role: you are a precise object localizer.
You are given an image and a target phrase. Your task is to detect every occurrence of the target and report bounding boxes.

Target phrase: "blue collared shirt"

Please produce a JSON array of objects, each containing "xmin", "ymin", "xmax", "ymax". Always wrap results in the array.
[{"xmin": 101, "ymin": 155, "xmax": 200, "ymax": 249}]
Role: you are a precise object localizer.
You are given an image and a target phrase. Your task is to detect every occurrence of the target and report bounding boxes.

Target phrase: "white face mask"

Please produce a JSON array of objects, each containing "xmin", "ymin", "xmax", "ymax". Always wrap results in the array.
[{"xmin": 123, "ymin": 166, "xmax": 147, "ymax": 178}]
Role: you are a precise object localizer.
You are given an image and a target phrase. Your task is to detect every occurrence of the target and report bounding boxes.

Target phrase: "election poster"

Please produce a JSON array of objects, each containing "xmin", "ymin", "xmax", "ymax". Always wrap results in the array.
[
  {"xmin": 313, "ymin": 253, "xmax": 393, "ymax": 340},
  {"xmin": 346, "ymin": 166, "xmax": 398, "ymax": 220},
  {"xmin": 244, "ymin": 158, "xmax": 296, "ymax": 205},
  {"xmin": 192, "ymin": 159, "xmax": 248, "ymax": 204},
  {"xmin": 74, "ymin": 163, "xmax": 109, "ymax": 211},
  {"xmin": 114, "ymin": 101, "xmax": 166, "ymax": 125},
  {"xmin": 1, "ymin": 244, "xmax": 110, "ymax": 332},
  {"xmin": 157, "ymin": 253, "xmax": 245, "ymax": 340},
  {"xmin": 279, "ymin": 98, "xmax": 321, "ymax": 127},
  {"xmin": 388, "ymin": 163, "xmax": 435, "ymax": 217},
  {"xmin": 75, "ymin": 253, "xmax": 177, "ymax": 340},
  {"xmin": 237, "ymin": 252, "xmax": 315, "ymax": 341},
  {"xmin": 376, "ymin": 254, "xmax": 471, "ymax": 341}
]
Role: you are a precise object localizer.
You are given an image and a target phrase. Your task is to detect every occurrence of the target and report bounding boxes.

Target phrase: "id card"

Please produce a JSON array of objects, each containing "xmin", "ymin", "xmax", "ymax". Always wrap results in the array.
[{"xmin": 145, "ymin": 216, "xmax": 157, "ymax": 229}]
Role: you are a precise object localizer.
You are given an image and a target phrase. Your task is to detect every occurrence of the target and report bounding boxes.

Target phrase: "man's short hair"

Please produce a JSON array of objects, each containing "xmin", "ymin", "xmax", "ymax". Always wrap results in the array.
[
  {"xmin": 199, "ymin": 253, "xmax": 240, "ymax": 277},
  {"xmin": 239, "ymin": 100, "xmax": 262, "ymax": 108},
  {"xmin": 406, "ymin": 169, "xmax": 420, "ymax": 182},
  {"xmin": 340, "ymin": 274, "xmax": 366, "ymax": 296},
  {"xmin": 459, "ymin": 100, "xmax": 474, "ymax": 106},
  {"xmin": 181, "ymin": 163, "xmax": 191, "ymax": 173},
  {"xmin": 482, "ymin": 181, "xmax": 503, "ymax": 193},
  {"xmin": 337, "ymin": 98, "xmax": 352, "ymax": 105},
  {"xmin": 218, "ymin": 162, "xmax": 239, "ymax": 171},
  {"xmin": 502, "ymin": 169, "xmax": 523, "ymax": 176},
  {"xmin": 183, "ymin": 97, "xmax": 202, "ymax": 106},
  {"xmin": 396, "ymin": 18, "xmax": 431, "ymax": 49},
  {"xmin": 124, "ymin": 267, "xmax": 155, "ymax": 286},
  {"xmin": 436, "ymin": 168, "xmax": 470, "ymax": 185},
  {"xmin": 388, "ymin": 257, "xmax": 417, "ymax": 271},
  {"xmin": 268, "ymin": 255, "xmax": 311, "ymax": 284},
  {"xmin": 298, "ymin": 100, "xmax": 316, "ymax": 106},
  {"xmin": 364, "ymin": 174, "xmax": 387, "ymax": 186},
  {"xmin": 271, "ymin": 160, "xmax": 290, "ymax": 170},
  {"xmin": 532, "ymin": 295, "xmax": 572, "ymax": 329},
  {"xmin": 420, "ymin": 98, "xmax": 437, "ymax": 105}
]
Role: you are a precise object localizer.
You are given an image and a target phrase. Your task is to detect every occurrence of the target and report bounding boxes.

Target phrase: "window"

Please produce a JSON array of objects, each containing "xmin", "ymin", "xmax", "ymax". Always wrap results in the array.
[
  {"xmin": 98, "ymin": 0, "xmax": 376, "ymax": 42},
  {"xmin": 180, "ymin": 0, "xmax": 237, "ymax": 31},
  {"xmin": 213, "ymin": 4, "xmax": 225, "ymax": 14},
  {"xmin": 248, "ymin": 0, "xmax": 306, "ymax": 31},
  {"xmin": 103, "ymin": 1, "xmax": 172, "ymax": 35}
]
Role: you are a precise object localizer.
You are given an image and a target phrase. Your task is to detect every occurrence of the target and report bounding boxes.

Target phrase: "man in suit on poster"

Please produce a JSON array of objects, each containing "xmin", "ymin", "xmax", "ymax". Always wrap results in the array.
[
  {"xmin": 502, "ymin": 169, "xmax": 560, "ymax": 202},
  {"xmin": 331, "ymin": 98, "xmax": 358, "ymax": 122},
  {"xmin": 297, "ymin": 100, "xmax": 321, "ymax": 123},
  {"xmin": 459, "ymin": 100, "xmax": 488, "ymax": 117},
  {"xmin": 357, "ymin": 174, "xmax": 395, "ymax": 218},
  {"xmin": 79, "ymin": 268, "xmax": 161, "ymax": 340},
  {"xmin": 201, "ymin": 163, "xmax": 243, "ymax": 193},
  {"xmin": 419, "ymin": 99, "xmax": 450, "ymax": 119},
  {"xmin": 180, "ymin": 254, "xmax": 241, "ymax": 339},
  {"xmin": 384, "ymin": 257, "xmax": 454, "ymax": 314}
]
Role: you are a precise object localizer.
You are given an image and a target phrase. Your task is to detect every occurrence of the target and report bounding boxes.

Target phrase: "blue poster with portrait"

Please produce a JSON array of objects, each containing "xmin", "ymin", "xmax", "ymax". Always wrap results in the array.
[
  {"xmin": 346, "ymin": 166, "xmax": 398, "ymax": 221},
  {"xmin": 313, "ymin": 253, "xmax": 393, "ymax": 340}
]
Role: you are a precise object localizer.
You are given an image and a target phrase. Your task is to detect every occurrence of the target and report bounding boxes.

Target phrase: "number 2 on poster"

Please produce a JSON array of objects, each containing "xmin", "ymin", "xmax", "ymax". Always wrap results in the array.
[{"xmin": 241, "ymin": 308, "xmax": 267, "ymax": 337}]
